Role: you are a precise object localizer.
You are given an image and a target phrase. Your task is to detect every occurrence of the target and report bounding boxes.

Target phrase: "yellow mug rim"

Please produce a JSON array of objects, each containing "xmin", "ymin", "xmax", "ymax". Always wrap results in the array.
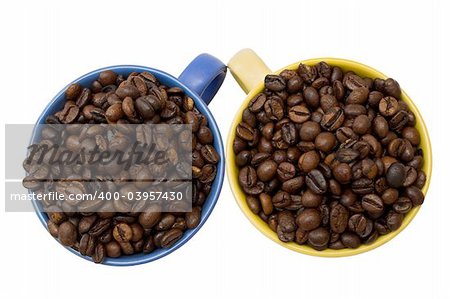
[{"xmin": 226, "ymin": 57, "xmax": 432, "ymax": 257}]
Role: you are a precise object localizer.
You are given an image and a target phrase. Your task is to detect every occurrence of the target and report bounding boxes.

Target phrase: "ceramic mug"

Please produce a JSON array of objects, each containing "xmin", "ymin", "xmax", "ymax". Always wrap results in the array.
[
  {"xmin": 227, "ymin": 49, "xmax": 432, "ymax": 257},
  {"xmin": 31, "ymin": 53, "xmax": 227, "ymax": 265}
]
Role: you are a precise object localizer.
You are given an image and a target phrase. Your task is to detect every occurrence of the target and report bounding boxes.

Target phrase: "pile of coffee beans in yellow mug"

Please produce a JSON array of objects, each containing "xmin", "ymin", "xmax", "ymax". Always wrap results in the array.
[{"xmin": 233, "ymin": 62, "xmax": 426, "ymax": 250}]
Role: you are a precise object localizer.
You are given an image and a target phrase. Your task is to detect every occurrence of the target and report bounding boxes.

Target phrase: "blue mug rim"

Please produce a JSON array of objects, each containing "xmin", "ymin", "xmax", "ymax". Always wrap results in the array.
[{"xmin": 31, "ymin": 65, "xmax": 225, "ymax": 266}]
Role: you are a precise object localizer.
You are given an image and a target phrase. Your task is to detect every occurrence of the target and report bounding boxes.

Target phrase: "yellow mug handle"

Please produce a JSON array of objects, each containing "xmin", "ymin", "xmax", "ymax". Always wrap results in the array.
[{"xmin": 228, "ymin": 49, "xmax": 272, "ymax": 94}]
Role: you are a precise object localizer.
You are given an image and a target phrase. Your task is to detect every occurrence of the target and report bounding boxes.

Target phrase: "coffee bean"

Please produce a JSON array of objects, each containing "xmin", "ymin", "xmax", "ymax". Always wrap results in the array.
[
  {"xmin": 92, "ymin": 243, "xmax": 105, "ymax": 264},
  {"xmin": 306, "ymin": 169, "xmax": 327, "ymax": 194},
  {"xmin": 58, "ymin": 221, "xmax": 77, "ymax": 246},
  {"xmin": 321, "ymin": 107, "xmax": 344, "ymax": 131},
  {"xmin": 265, "ymin": 75, "xmax": 286, "ymax": 91},
  {"xmin": 320, "ymin": 94, "xmax": 338, "ymax": 112},
  {"xmin": 298, "ymin": 64, "xmax": 318, "ymax": 83},
  {"xmin": 347, "ymin": 87, "xmax": 369, "ymax": 104},
  {"xmin": 348, "ymin": 214, "xmax": 367, "ymax": 234},
  {"xmin": 405, "ymin": 186, "xmax": 424, "ymax": 206},
  {"xmin": 307, "ymin": 227, "xmax": 330, "ymax": 250},
  {"xmin": 386, "ymin": 162, "xmax": 406, "ymax": 188},
  {"xmin": 289, "ymin": 105, "xmax": 310, "ymax": 123},
  {"xmin": 353, "ymin": 115, "xmax": 371, "ymax": 135},
  {"xmin": 299, "ymin": 121, "xmax": 321, "ymax": 141},
  {"xmin": 160, "ymin": 229, "xmax": 183, "ymax": 248},
  {"xmin": 201, "ymin": 145, "xmax": 220, "ymax": 164},
  {"xmin": 236, "ymin": 122, "xmax": 256, "ymax": 141},
  {"xmin": 381, "ymin": 188, "xmax": 399, "ymax": 205},
  {"xmin": 277, "ymin": 162, "xmax": 296, "ymax": 181},
  {"xmin": 66, "ymin": 84, "xmax": 82, "ymax": 100},
  {"xmin": 352, "ymin": 178, "xmax": 374, "ymax": 194},
  {"xmin": 282, "ymin": 176, "xmax": 304, "ymax": 193},
  {"xmin": 330, "ymin": 203, "xmax": 349, "ymax": 233},
  {"xmin": 315, "ymin": 132, "xmax": 336, "ymax": 153},
  {"xmin": 341, "ymin": 232, "xmax": 361, "ymax": 248},
  {"xmin": 296, "ymin": 209, "xmax": 321, "ymax": 231},
  {"xmin": 379, "ymin": 96, "xmax": 399, "ymax": 117},
  {"xmin": 361, "ymin": 194, "xmax": 384, "ymax": 214},
  {"xmin": 332, "ymin": 163, "xmax": 352, "ymax": 184},
  {"xmin": 386, "ymin": 211, "xmax": 404, "ymax": 231},
  {"xmin": 383, "ymin": 78, "xmax": 401, "ymax": 98},
  {"xmin": 298, "ymin": 151, "xmax": 320, "ymax": 173},
  {"xmin": 98, "ymin": 70, "xmax": 118, "ymax": 86},
  {"xmin": 301, "ymin": 189, "xmax": 322, "ymax": 208}
]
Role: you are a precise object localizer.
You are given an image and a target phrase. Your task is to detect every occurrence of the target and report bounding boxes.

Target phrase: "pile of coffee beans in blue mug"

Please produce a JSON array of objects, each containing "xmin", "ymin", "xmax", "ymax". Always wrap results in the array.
[
  {"xmin": 23, "ymin": 70, "xmax": 220, "ymax": 263},
  {"xmin": 233, "ymin": 62, "xmax": 426, "ymax": 250}
]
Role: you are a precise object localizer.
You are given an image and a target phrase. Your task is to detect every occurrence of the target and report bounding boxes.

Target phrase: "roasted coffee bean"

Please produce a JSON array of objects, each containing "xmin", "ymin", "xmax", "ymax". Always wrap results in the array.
[
  {"xmin": 330, "ymin": 203, "xmax": 349, "ymax": 233},
  {"xmin": 315, "ymin": 132, "xmax": 336, "ymax": 153},
  {"xmin": 386, "ymin": 211, "xmax": 404, "ymax": 231},
  {"xmin": 381, "ymin": 188, "xmax": 399, "ymax": 205},
  {"xmin": 272, "ymin": 191, "xmax": 291, "ymax": 208},
  {"xmin": 289, "ymin": 105, "xmax": 310, "ymax": 123},
  {"xmin": 348, "ymin": 214, "xmax": 367, "ymax": 234},
  {"xmin": 386, "ymin": 162, "xmax": 406, "ymax": 188},
  {"xmin": 362, "ymin": 194, "xmax": 384, "ymax": 214},
  {"xmin": 306, "ymin": 169, "xmax": 327, "ymax": 194},
  {"xmin": 281, "ymin": 123, "xmax": 298, "ymax": 145},
  {"xmin": 393, "ymin": 197, "xmax": 412, "ymax": 214},
  {"xmin": 256, "ymin": 160, "xmax": 278, "ymax": 186},
  {"xmin": 239, "ymin": 166, "xmax": 257, "ymax": 188},
  {"xmin": 332, "ymin": 163, "xmax": 352, "ymax": 184},
  {"xmin": 201, "ymin": 145, "xmax": 220, "ymax": 164},
  {"xmin": 260, "ymin": 193, "xmax": 273, "ymax": 215},
  {"xmin": 384, "ymin": 78, "xmax": 401, "ymax": 98},
  {"xmin": 389, "ymin": 110, "xmax": 409, "ymax": 132},
  {"xmin": 92, "ymin": 243, "xmax": 106, "ymax": 264},
  {"xmin": 298, "ymin": 64, "xmax": 318, "ymax": 83},
  {"xmin": 301, "ymin": 189, "xmax": 322, "ymax": 208},
  {"xmin": 282, "ymin": 176, "xmax": 304, "ymax": 193},
  {"xmin": 296, "ymin": 209, "xmax": 321, "ymax": 231},
  {"xmin": 185, "ymin": 207, "xmax": 201, "ymax": 229},
  {"xmin": 299, "ymin": 121, "xmax": 321, "ymax": 141},
  {"xmin": 341, "ymin": 232, "xmax": 361, "ymax": 248},
  {"xmin": 138, "ymin": 205, "xmax": 162, "ymax": 229},
  {"xmin": 89, "ymin": 219, "xmax": 111, "ymax": 237},
  {"xmin": 246, "ymin": 196, "xmax": 261, "ymax": 214},
  {"xmin": 308, "ymin": 227, "xmax": 330, "ymax": 250},
  {"xmin": 105, "ymin": 241, "xmax": 122, "ymax": 258},
  {"xmin": 79, "ymin": 233, "xmax": 96, "ymax": 256},
  {"xmin": 321, "ymin": 107, "xmax": 344, "ymax": 131},
  {"xmin": 233, "ymin": 62, "xmax": 427, "ymax": 251},
  {"xmin": 265, "ymin": 75, "xmax": 286, "ymax": 91},
  {"xmin": 113, "ymin": 223, "xmax": 133, "ymax": 242},
  {"xmin": 405, "ymin": 186, "xmax": 425, "ymax": 206},
  {"xmin": 277, "ymin": 162, "xmax": 296, "ymax": 181},
  {"xmin": 249, "ymin": 93, "xmax": 267, "ymax": 112},
  {"xmin": 298, "ymin": 151, "xmax": 320, "ymax": 173},
  {"xmin": 264, "ymin": 98, "xmax": 284, "ymax": 120},
  {"xmin": 352, "ymin": 178, "xmax": 374, "ymax": 194},
  {"xmin": 353, "ymin": 115, "xmax": 371, "ymax": 135},
  {"xmin": 379, "ymin": 96, "xmax": 399, "ymax": 117},
  {"xmin": 58, "ymin": 221, "xmax": 77, "ymax": 246},
  {"xmin": 160, "ymin": 229, "xmax": 183, "ymax": 248},
  {"xmin": 402, "ymin": 127, "xmax": 420, "ymax": 146},
  {"xmin": 236, "ymin": 122, "xmax": 256, "ymax": 141}
]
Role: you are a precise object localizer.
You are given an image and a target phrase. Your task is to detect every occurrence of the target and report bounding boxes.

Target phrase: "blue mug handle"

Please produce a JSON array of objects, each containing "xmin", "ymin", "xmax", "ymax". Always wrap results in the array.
[{"xmin": 178, "ymin": 53, "xmax": 227, "ymax": 105}]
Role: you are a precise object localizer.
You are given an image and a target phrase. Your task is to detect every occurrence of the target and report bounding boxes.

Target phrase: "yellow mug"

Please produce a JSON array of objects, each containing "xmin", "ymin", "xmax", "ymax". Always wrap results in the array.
[{"xmin": 227, "ymin": 49, "xmax": 432, "ymax": 257}]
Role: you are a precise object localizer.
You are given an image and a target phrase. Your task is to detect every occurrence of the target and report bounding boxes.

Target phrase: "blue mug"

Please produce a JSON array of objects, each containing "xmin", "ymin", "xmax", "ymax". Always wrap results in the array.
[{"xmin": 31, "ymin": 54, "xmax": 226, "ymax": 266}]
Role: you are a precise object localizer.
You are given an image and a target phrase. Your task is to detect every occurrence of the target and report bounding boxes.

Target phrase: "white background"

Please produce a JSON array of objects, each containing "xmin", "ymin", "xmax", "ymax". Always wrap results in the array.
[{"xmin": 1, "ymin": 0, "xmax": 449, "ymax": 298}]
